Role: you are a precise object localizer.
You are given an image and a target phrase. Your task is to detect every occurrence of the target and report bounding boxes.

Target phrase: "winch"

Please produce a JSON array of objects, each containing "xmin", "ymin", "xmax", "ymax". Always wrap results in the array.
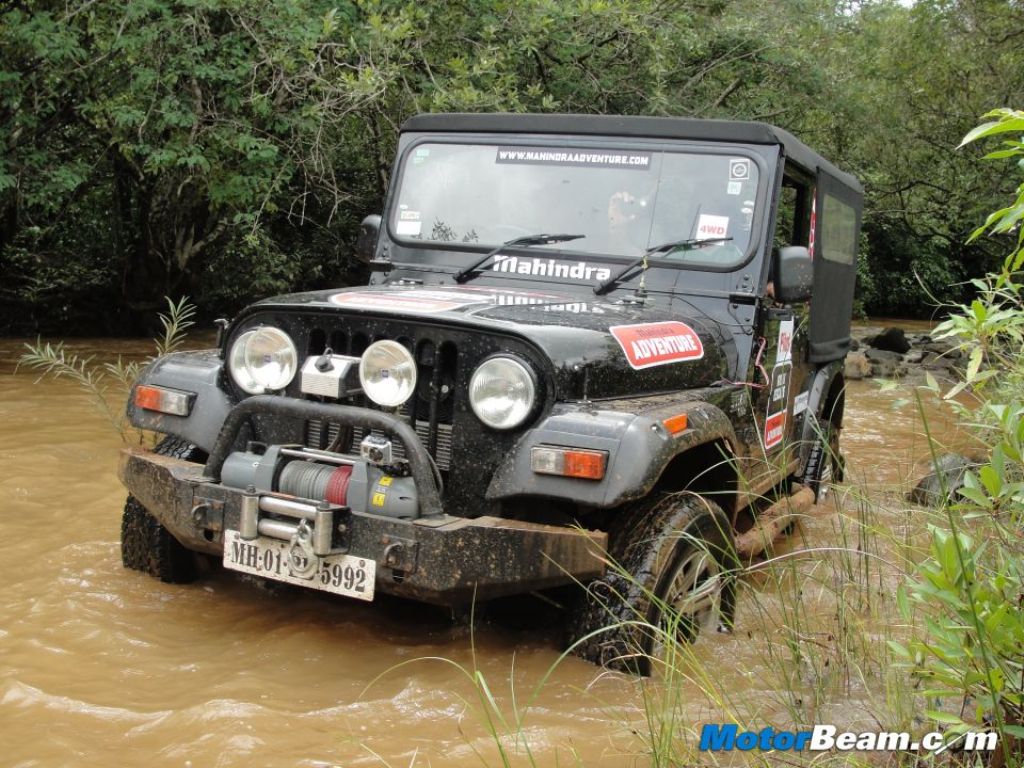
[{"xmin": 220, "ymin": 439, "xmax": 418, "ymax": 519}]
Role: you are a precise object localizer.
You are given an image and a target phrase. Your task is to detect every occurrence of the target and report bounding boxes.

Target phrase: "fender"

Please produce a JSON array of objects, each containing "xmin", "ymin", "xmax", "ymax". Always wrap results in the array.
[
  {"xmin": 486, "ymin": 399, "xmax": 739, "ymax": 508},
  {"xmin": 127, "ymin": 350, "xmax": 234, "ymax": 453},
  {"xmin": 794, "ymin": 361, "xmax": 845, "ymax": 477}
]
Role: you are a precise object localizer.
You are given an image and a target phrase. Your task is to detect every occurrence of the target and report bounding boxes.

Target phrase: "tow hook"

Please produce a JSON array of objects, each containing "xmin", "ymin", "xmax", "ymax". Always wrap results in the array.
[{"xmin": 288, "ymin": 520, "xmax": 318, "ymax": 579}]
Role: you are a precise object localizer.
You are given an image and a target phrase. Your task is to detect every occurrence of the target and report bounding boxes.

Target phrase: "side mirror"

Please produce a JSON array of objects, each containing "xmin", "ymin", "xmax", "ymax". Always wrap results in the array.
[
  {"xmin": 355, "ymin": 214, "xmax": 382, "ymax": 263},
  {"xmin": 774, "ymin": 245, "xmax": 813, "ymax": 303}
]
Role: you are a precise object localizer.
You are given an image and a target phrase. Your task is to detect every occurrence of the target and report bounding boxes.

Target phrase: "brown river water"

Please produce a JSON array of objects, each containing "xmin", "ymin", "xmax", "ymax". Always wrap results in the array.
[{"xmin": 0, "ymin": 337, "xmax": 969, "ymax": 767}]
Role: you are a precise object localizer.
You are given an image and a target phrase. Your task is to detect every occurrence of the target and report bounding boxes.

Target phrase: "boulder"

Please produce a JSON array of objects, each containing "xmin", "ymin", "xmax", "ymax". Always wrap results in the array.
[
  {"xmin": 865, "ymin": 348, "xmax": 902, "ymax": 363},
  {"xmin": 844, "ymin": 351, "xmax": 872, "ymax": 380},
  {"xmin": 870, "ymin": 358, "xmax": 907, "ymax": 378},
  {"xmin": 908, "ymin": 453, "xmax": 978, "ymax": 506},
  {"xmin": 923, "ymin": 354, "xmax": 962, "ymax": 376},
  {"xmin": 904, "ymin": 348, "xmax": 925, "ymax": 364},
  {"xmin": 867, "ymin": 327, "xmax": 912, "ymax": 354},
  {"xmin": 922, "ymin": 339, "xmax": 961, "ymax": 359}
]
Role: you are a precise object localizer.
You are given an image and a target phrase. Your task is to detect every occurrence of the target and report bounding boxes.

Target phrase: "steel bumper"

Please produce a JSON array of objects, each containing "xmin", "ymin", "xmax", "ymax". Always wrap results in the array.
[{"xmin": 118, "ymin": 448, "xmax": 607, "ymax": 605}]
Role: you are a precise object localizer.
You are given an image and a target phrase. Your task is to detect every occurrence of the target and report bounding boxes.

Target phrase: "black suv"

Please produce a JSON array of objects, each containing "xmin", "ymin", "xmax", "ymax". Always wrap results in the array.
[{"xmin": 119, "ymin": 113, "xmax": 861, "ymax": 673}]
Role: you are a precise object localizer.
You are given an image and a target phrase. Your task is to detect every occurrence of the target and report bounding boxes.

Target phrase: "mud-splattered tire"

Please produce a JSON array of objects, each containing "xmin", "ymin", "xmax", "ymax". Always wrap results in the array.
[
  {"xmin": 568, "ymin": 493, "xmax": 738, "ymax": 676},
  {"xmin": 120, "ymin": 436, "xmax": 206, "ymax": 584}
]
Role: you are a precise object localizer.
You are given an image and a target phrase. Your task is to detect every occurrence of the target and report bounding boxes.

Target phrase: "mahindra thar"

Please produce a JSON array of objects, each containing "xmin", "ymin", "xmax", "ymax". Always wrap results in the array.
[{"xmin": 119, "ymin": 113, "xmax": 861, "ymax": 673}]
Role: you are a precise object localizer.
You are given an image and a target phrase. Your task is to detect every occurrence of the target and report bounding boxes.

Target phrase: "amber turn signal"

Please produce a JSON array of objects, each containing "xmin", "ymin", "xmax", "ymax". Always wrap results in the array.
[
  {"xmin": 662, "ymin": 413, "xmax": 689, "ymax": 434},
  {"xmin": 530, "ymin": 446, "xmax": 608, "ymax": 480},
  {"xmin": 134, "ymin": 384, "xmax": 194, "ymax": 416}
]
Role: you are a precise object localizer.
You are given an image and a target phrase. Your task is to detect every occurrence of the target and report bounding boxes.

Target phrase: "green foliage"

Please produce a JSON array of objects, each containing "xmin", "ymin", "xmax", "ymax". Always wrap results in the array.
[
  {"xmin": 961, "ymin": 108, "xmax": 1024, "ymax": 271},
  {"xmin": 2, "ymin": 1, "xmax": 1023, "ymax": 330},
  {"xmin": 887, "ymin": 110, "xmax": 1024, "ymax": 761},
  {"xmin": 892, "ymin": 526, "xmax": 1024, "ymax": 740},
  {"xmin": 808, "ymin": 1, "xmax": 1024, "ymax": 316}
]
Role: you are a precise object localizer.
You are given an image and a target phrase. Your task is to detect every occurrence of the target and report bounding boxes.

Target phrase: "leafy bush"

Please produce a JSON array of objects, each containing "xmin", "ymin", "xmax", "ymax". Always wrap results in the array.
[{"xmin": 891, "ymin": 108, "xmax": 1024, "ymax": 762}]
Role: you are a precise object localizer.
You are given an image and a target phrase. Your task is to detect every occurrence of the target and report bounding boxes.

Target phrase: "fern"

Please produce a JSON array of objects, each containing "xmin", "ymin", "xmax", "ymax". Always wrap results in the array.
[{"xmin": 18, "ymin": 296, "xmax": 199, "ymax": 441}]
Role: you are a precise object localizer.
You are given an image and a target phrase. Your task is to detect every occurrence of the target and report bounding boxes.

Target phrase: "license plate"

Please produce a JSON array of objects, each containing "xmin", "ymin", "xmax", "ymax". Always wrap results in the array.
[{"xmin": 223, "ymin": 529, "xmax": 375, "ymax": 601}]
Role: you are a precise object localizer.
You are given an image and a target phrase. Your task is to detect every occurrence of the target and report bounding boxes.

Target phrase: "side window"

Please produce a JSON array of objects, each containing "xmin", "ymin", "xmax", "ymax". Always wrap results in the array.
[
  {"xmin": 772, "ymin": 170, "xmax": 813, "ymax": 252},
  {"xmin": 820, "ymin": 193, "xmax": 857, "ymax": 264},
  {"xmin": 773, "ymin": 185, "xmax": 798, "ymax": 252}
]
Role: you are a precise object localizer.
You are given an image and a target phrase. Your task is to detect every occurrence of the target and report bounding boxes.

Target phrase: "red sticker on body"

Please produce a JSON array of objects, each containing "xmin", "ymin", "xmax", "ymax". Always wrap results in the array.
[
  {"xmin": 609, "ymin": 321, "xmax": 704, "ymax": 370},
  {"xmin": 764, "ymin": 411, "xmax": 786, "ymax": 450}
]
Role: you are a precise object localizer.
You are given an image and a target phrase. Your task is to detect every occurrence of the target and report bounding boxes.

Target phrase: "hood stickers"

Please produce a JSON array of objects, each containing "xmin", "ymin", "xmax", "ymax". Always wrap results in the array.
[
  {"xmin": 610, "ymin": 321, "xmax": 704, "ymax": 370},
  {"xmin": 329, "ymin": 287, "xmax": 574, "ymax": 314},
  {"xmin": 330, "ymin": 290, "xmax": 479, "ymax": 313}
]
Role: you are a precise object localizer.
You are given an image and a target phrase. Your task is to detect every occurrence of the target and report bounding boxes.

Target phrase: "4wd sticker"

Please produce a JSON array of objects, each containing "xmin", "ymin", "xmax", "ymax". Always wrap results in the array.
[
  {"xmin": 610, "ymin": 321, "xmax": 704, "ymax": 370},
  {"xmin": 697, "ymin": 214, "xmax": 730, "ymax": 239},
  {"xmin": 764, "ymin": 362, "xmax": 792, "ymax": 450}
]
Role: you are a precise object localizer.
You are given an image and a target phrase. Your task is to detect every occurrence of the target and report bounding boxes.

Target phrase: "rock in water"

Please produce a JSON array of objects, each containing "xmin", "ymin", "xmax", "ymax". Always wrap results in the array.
[
  {"xmin": 908, "ymin": 453, "xmax": 978, "ymax": 506},
  {"xmin": 844, "ymin": 351, "xmax": 872, "ymax": 380},
  {"xmin": 868, "ymin": 327, "xmax": 912, "ymax": 354}
]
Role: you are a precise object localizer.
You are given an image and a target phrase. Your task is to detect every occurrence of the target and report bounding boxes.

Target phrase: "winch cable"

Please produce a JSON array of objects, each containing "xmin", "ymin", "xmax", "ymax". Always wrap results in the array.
[{"xmin": 277, "ymin": 461, "xmax": 354, "ymax": 506}]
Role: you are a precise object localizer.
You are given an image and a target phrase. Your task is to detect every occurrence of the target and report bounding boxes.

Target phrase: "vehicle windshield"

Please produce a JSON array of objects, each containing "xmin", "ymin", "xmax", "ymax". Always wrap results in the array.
[{"xmin": 391, "ymin": 142, "xmax": 761, "ymax": 268}]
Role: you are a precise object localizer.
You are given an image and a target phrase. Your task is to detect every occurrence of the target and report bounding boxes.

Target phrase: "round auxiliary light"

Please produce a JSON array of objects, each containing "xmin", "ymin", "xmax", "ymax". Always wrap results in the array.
[
  {"xmin": 228, "ymin": 327, "xmax": 298, "ymax": 394},
  {"xmin": 469, "ymin": 356, "xmax": 536, "ymax": 430},
  {"xmin": 359, "ymin": 340, "xmax": 417, "ymax": 408}
]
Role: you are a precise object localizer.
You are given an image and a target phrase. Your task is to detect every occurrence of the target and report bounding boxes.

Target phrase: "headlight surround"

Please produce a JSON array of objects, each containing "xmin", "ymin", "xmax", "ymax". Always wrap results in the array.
[
  {"xmin": 228, "ymin": 327, "xmax": 298, "ymax": 394},
  {"xmin": 469, "ymin": 356, "xmax": 537, "ymax": 430},
  {"xmin": 359, "ymin": 340, "xmax": 417, "ymax": 408}
]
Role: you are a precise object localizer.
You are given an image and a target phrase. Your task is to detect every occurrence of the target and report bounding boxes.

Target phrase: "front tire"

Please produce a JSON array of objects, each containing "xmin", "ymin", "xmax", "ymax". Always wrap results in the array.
[
  {"xmin": 568, "ymin": 493, "xmax": 738, "ymax": 676},
  {"xmin": 120, "ymin": 436, "xmax": 206, "ymax": 584}
]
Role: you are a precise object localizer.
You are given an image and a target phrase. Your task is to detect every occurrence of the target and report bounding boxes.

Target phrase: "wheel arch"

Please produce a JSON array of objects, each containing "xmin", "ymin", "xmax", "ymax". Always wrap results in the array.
[
  {"xmin": 796, "ymin": 362, "xmax": 846, "ymax": 477},
  {"xmin": 653, "ymin": 438, "xmax": 739, "ymax": 519}
]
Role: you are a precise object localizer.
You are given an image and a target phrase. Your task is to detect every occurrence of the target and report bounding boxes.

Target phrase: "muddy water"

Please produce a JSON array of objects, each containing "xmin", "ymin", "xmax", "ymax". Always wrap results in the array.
[{"xmin": 0, "ymin": 338, "xmax": 967, "ymax": 767}]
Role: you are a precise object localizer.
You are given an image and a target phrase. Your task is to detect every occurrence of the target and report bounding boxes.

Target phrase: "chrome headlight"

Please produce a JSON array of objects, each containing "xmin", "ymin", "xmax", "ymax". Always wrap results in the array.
[
  {"xmin": 469, "ymin": 356, "xmax": 536, "ymax": 430},
  {"xmin": 228, "ymin": 327, "xmax": 298, "ymax": 394},
  {"xmin": 359, "ymin": 340, "xmax": 417, "ymax": 408}
]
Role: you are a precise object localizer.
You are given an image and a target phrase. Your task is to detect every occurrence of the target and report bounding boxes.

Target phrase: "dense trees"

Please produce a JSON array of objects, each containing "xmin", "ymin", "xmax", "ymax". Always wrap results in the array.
[{"xmin": 1, "ymin": 0, "xmax": 1022, "ymax": 333}]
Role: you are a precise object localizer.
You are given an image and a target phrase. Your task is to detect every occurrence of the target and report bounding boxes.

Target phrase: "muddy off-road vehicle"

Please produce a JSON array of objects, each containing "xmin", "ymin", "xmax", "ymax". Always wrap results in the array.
[{"xmin": 120, "ymin": 113, "xmax": 861, "ymax": 672}]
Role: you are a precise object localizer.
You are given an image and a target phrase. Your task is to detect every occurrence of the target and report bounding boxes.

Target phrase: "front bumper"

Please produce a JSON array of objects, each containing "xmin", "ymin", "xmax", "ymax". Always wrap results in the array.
[{"xmin": 119, "ymin": 448, "xmax": 607, "ymax": 605}]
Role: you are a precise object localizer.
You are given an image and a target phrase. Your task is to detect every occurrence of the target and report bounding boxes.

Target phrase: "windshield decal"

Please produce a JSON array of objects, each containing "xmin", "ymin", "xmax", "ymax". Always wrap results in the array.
[
  {"xmin": 697, "ymin": 214, "xmax": 730, "ymax": 239},
  {"xmin": 495, "ymin": 147, "xmax": 651, "ymax": 170},
  {"xmin": 491, "ymin": 254, "xmax": 611, "ymax": 281},
  {"xmin": 610, "ymin": 321, "xmax": 704, "ymax": 370},
  {"xmin": 395, "ymin": 208, "xmax": 422, "ymax": 236},
  {"xmin": 729, "ymin": 158, "xmax": 751, "ymax": 181}
]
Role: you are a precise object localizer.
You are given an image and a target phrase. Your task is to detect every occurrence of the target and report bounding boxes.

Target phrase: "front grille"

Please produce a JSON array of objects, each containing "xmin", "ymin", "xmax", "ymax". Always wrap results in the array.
[
  {"xmin": 302, "ymin": 325, "xmax": 459, "ymax": 472},
  {"xmin": 304, "ymin": 418, "xmax": 453, "ymax": 471}
]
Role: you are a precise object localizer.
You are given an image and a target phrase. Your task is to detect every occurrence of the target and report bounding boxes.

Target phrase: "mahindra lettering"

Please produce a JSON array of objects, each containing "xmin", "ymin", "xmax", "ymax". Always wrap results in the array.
[{"xmin": 119, "ymin": 114, "xmax": 861, "ymax": 674}]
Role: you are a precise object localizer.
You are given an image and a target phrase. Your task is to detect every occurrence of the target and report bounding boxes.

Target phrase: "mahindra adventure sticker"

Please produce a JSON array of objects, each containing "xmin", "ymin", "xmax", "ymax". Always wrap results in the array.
[{"xmin": 610, "ymin": 321, "xmax": 704, "ymax": 370}]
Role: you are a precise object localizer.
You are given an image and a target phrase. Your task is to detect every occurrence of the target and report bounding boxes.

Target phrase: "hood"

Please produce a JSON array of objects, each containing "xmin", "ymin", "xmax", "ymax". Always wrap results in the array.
[{"xmin": 253, "ymin": 285, "xmax": 730, "ymax": 398}]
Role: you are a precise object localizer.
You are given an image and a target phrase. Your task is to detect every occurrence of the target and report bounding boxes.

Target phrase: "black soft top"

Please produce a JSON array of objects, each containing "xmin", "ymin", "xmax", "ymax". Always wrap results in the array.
[{"xmin": 402, "ymin": 112, "xmax": 862, "ymax": 193}]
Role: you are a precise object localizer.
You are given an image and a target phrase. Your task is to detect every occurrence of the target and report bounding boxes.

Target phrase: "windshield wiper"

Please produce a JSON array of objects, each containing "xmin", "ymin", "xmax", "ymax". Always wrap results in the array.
[
  {"xmin": 593, "ymin": 237, "xmax": 733, "ymax": 296},
  {"xmin": 453, "ymin": 233, "xmax": 585, "ymax": 283}
]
